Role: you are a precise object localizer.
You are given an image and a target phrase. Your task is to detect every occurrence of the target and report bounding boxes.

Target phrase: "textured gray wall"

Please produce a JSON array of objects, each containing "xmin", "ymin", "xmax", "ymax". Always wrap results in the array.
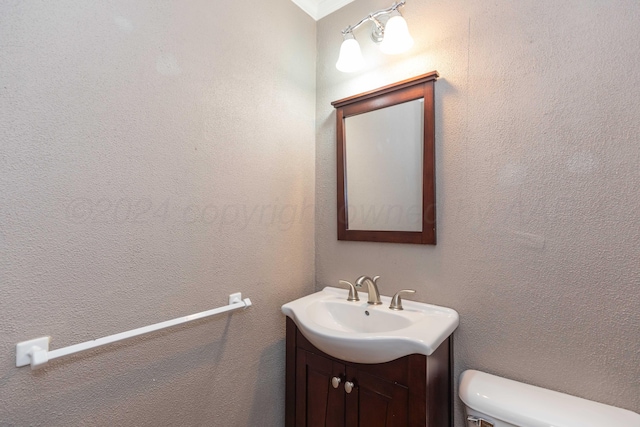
[
  {"xmin": 316, "ymin": 0, "xmax": 640, "ymax": 424},
  {"xmin": 0, "ymin": 0, "xmax": 315, "ymax": 425}
]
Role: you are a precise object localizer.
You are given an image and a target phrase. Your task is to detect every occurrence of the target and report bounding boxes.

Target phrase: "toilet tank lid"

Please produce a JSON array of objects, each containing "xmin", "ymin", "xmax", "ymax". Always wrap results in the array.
[{"xmin": 459, "ymin": 370, "xmax": 640, "ymax": 427}]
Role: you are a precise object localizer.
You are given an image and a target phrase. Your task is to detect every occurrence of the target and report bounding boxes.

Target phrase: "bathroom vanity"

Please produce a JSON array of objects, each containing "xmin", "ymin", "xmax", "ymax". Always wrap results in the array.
[
  {"xmin": 282, "ymin": 286, "xmax": 458, "ymax": 427},
  {"xmin": 285, "ymin": 318, "xmax": 452, "ymax": 427}
]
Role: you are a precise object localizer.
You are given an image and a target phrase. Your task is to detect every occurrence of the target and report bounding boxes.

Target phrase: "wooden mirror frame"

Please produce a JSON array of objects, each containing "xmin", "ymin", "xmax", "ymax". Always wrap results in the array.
[{"xmin": 332, "ymin": 71, "xmax": 438, "ymax": 244}]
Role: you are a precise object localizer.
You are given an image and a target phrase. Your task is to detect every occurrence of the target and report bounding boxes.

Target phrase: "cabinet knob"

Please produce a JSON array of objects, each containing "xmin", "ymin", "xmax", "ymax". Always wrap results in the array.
[
  {"xmin": 331, "ymin": 376, "xmax": 342, "ymax": 389},
  {"xmin": 344, "ymin": 381, "xmax": 354, "ymax": 394}
]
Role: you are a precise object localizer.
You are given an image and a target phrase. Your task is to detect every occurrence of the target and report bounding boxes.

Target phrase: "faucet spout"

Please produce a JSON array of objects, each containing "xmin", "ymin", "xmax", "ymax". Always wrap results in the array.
[{"xmin": 355, "ymin": 275, "xmax": 382, "ymax": 305}]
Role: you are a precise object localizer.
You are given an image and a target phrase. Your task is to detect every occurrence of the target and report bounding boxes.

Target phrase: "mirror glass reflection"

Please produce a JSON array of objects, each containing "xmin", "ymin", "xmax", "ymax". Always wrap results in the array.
[{"xmin": 345, "ymin": 99, "xmax": 424, "ymax": 231}]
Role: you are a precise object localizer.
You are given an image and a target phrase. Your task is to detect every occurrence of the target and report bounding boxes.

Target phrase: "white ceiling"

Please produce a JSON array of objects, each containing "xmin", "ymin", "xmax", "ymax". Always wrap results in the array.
[{"xmin": 291, "ymin": 0, "xmax": 355, "ymax": 20}]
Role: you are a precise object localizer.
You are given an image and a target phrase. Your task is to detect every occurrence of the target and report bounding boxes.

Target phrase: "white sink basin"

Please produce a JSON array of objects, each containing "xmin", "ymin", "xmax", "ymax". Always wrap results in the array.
[{"xmin": 281, "ymin": 287, "xmax": 459, "ymax": 364}]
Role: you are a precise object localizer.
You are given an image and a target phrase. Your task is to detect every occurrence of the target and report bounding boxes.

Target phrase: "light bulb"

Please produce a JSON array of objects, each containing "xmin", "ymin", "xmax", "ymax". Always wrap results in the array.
[
  {"xmin": 379, "ymin": 15, "xmax": 414, "ymax": 54},
  {"xmin": 336, "ymin": 37, "xmax": 365, "ymax": 73}
]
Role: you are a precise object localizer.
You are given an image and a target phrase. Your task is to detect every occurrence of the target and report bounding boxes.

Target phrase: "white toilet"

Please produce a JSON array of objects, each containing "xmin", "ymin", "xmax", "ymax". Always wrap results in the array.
[{"xmin": 459, "ymin": 369, "xmax": 640, "ymax": 427}]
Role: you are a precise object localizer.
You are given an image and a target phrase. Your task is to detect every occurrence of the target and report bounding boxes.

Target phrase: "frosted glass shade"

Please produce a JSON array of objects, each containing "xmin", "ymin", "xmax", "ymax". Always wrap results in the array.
[
  {"xmin": 379, "ymin": 15, "xmax": 414, "ymax": 54},
  {"xmin": 336, "ymin": 38, "xmax": 365, "ymax": 73}
]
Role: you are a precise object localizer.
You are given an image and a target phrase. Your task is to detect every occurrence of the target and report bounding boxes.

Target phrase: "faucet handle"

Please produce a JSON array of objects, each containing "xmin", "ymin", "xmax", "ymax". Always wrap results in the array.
[
  {"xmin": 389, "ymin": 289, "xmax": 416, "ymax": 311},
  {"xmin": 338, "ymin": 280, "xmax": 359, "ymax": 302}
]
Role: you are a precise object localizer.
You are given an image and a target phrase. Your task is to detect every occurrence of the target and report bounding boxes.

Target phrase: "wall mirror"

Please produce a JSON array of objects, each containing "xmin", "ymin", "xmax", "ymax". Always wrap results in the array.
[{"xmin": 332, "ymin": 71, "xmax": 438, "ymax": 244}]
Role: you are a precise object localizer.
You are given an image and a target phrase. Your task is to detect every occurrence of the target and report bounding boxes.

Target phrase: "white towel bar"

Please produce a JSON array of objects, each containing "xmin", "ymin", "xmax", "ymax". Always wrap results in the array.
[{"xmin": 16, "ymin": 292, "xmax": 252, "ymax": 369}]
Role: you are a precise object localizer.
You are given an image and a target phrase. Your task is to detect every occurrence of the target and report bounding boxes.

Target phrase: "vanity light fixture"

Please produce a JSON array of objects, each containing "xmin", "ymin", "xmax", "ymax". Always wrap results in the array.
[{"xmin": 335, "ymin": 0, "xmax": 414, "ymax": 73}]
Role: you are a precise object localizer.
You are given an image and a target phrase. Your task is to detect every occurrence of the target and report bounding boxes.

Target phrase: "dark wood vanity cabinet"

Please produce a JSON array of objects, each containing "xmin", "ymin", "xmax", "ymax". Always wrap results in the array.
[
  {"xmin": 295, "ymin": 349, "xmax": 409, "ymax": 427},
  {"xmin": 285, "ymin": 317, "xmax": 452, "ymax": 427}
]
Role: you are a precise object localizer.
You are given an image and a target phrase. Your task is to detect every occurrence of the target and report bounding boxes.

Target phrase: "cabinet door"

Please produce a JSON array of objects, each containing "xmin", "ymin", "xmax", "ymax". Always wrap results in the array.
[
  {"xmin": 296, "ymin": 349, "xmax": 345, "ymax": 427},
  {"xmin": 345, "ymin": 368, "xmax": 409, "ymax": 427}
]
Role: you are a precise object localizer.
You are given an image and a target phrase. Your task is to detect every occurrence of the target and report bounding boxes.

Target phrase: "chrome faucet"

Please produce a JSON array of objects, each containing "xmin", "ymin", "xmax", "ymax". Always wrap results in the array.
[{"xmin": 355, "ymin": 275, "xmax": 382, "ymax": 305}]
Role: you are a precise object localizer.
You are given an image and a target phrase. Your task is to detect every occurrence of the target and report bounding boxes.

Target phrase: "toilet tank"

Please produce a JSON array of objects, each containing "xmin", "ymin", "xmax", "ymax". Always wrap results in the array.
[{"xmin": 459, "ymin": 370, "xmax": 640, "ymax": 427}]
